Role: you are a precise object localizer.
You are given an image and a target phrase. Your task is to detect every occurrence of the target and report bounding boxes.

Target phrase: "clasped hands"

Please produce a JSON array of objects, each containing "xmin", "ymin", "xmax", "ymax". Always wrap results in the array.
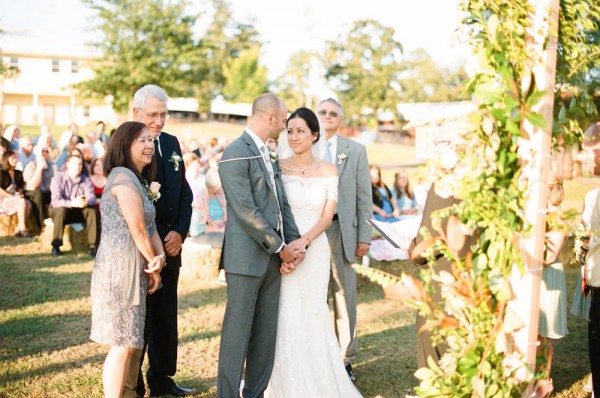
[
  {"xmin": 279, "ymin": 239, "xmax": 307, "ymax": 275},
  {"xmin": 146, "ymin": 254, "xmax": 166, "ymax": 294}
]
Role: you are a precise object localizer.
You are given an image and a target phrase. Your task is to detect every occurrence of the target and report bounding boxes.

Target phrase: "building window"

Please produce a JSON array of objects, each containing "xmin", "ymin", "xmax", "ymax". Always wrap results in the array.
[
  {"xmin": 52, "ymin": 59, "xmax": 60, "ymax": 73},
  {"xmin": 71, "ymin": 60, "xmax": 79, "ymax": 73},
  {"xmin": 9, "ymin": 57, "xmax": 18, "ymax": 68},
  {"xmin": 84, "ymin": 106, "xmax": 90, "ymax": 117}
]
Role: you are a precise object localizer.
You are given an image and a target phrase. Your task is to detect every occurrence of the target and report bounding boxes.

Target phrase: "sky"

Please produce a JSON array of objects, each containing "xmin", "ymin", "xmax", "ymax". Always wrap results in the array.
[{"xmin": 0, "ymin": 0, "xmax": 469, "ymax": 97}]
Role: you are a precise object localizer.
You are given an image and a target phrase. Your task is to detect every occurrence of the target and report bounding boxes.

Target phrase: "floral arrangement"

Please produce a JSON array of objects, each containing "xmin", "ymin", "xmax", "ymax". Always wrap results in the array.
[
  {"xmin": 169, "ymin": 152, "xmax": 183, "ymax": 171},
  {"xmin": 337, "ymin": 152, "xmax": 347, "ymax": 165},
  {"xmin": 146, "ymin": 181, "xmax": 161, "ymax": 202}
]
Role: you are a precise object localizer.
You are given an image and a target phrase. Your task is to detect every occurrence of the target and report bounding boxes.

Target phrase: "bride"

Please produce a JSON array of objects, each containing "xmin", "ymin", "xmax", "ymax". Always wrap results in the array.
[{"xmin": 265, "ymin": 107, "xmax": 363, "ymax": 398}]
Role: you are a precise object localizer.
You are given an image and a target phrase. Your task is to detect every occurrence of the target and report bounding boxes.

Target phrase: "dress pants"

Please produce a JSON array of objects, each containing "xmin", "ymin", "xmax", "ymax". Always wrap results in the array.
[
  {"xmin": 326, "ymin": 219, "xmax": 359, "ymax": 366},
  {"xmin": 589, "ymin": 290, "xmax": 600, "ymax": 396},
  {"xmin": 49, "ymin": 206, "xmax": 98, "ymax": 247},
  {"xmin": 135, "ymin": 260, "xmax": 180, "ymax": 395},
  {"xmin": 25, "ymin": 189, "xmax": 50, "ymax": 230},
  {"xmin": 217, "ymin": 256, "xmax": 281, "ymax": 398}
]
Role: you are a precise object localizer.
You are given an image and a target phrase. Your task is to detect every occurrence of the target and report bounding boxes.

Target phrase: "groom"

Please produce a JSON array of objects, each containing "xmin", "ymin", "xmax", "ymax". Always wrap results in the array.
[{"xmin": 217, "ymin": 93, "xmax": 305, "ymax": 398}]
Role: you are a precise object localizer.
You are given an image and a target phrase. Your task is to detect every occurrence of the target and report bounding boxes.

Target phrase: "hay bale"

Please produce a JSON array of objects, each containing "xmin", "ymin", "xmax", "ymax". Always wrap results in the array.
[
  {"xmin": 41, "ymin": 221, "xmax": 89, "ymax": 252},
  {"xmin": 0, "ymin": 214, "xmax": 18, "ymax": 237},
  {"xmin": 180, "ymin": 240, "xmax": 221, "ymax": 281}
]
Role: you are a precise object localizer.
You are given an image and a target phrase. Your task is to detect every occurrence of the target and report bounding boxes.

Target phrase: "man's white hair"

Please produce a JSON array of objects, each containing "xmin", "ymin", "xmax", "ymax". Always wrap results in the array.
[{"xmin": 133, "ymin": 84, "xmax": 168, "ymax": 109}]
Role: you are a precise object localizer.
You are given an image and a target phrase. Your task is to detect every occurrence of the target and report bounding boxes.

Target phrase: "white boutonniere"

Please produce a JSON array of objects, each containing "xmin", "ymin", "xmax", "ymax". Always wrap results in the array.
[
  {"xmin": 337, "ymin": 153, "xmax": 348, "ymax": 165},
  {"xmin": 145, "ymin": 181, "xmax": 162, "ymax": 202},
  {"xmin": 169, "ymin": 152, "xmax": 183, "ymax": 171},
  {"xmin": 269, "ymin": 150, "xmax": 278, "ymax": 163}
]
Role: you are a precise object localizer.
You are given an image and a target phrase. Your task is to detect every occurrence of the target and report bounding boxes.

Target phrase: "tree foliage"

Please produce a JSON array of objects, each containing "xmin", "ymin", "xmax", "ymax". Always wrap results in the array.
[
  {"xmin": 221, "ymin": 46, "xmax": 268, "ymax": 103},
  {"xmin": 323, "ymin": 19, "xmax": 403, "ymax": 127},
  {"xmin": 192, "ymin": 0, "xmax": 261, "ymax": 111},
  {"xmin": 77, "ymin": 0, "xmax": 198, "ymax": 112},
  {"xmin": 273, "ymin": 50, "xmax": 319, "ymax": 111},
  {"xmin": 398, "ymin": 49, "xmax": 469, "ymax": 103}
]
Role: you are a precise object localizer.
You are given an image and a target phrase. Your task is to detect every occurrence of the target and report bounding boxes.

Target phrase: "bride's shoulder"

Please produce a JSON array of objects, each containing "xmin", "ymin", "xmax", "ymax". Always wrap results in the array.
[{"xmin": 318, "ymin": 162, "xmax": 338, "ymax": 177}]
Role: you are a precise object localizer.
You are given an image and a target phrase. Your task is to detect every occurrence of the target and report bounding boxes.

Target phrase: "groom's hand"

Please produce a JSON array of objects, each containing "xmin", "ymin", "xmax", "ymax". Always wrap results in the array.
[{"xmin": 279, "ymin": 245, "xmax": 296, "ymax": 263}]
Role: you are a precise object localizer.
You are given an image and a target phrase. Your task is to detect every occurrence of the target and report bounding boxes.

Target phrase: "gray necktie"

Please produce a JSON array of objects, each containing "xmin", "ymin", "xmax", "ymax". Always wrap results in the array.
[
  {"xmin": 262, "ymin": 146, "xmax": 283, "ymax": 234},
  {"xmin": 324, "ymin": 141, "xmax": 333, "ymax": 163}
]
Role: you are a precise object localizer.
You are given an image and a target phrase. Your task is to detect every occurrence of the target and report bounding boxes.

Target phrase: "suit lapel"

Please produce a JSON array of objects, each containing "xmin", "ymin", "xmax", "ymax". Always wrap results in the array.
[{"xmin": 242, "ymin": 131, "xmax": 276, "ymax": 194}]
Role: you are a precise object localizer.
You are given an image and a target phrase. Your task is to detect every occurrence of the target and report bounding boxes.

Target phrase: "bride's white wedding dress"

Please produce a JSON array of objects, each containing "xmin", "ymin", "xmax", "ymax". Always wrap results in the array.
[{"xmin": 265, "ymin": 174, "xmax": 363, "ymax": 398}]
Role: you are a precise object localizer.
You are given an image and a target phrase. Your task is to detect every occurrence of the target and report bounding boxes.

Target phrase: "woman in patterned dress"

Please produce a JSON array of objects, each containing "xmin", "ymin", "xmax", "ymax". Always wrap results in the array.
[{"xmin": 90, "ymin": 121, "xmax": 165, "ymax": 398}]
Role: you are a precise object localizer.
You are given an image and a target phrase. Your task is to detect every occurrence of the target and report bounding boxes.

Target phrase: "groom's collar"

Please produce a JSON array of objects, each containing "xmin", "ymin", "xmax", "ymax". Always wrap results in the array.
[{"xmin": 245, "ymin": 128, "xmax": 267, "ymax": 151}]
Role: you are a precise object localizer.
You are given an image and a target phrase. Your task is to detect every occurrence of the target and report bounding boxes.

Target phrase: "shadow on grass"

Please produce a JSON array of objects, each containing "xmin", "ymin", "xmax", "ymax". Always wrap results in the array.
[
  {"xmin": 356, "ymin": 324, "xmax": 419, "ymax": 397},
  {"xmin": 0, "ymin": 312, "xmax": 91, "ymax": 361},
  {"xmin": 0, "ymin": 351, "xmax": 105, "ymax": 387},
  {"xmin": 179, "ymin": 285, "xmax": 227, "ymax": 311}
]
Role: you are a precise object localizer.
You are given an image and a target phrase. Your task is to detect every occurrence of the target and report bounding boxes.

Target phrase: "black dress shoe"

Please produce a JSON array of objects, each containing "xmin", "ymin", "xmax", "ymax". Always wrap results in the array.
[
  {"xmin": 51, "ymin": 246, "xmax": 61, "ymax": 257},
  {"xmin": 346, "ymin": 364, "xmax": 357, "ymax": 383},
  {"xmin": 149, "ymin": 384, "xmax": 199, "ymax": 397}
]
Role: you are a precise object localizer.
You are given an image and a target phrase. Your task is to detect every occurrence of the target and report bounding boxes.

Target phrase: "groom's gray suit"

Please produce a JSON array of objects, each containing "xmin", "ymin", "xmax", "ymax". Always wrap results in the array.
[
  {"xmin": 217, "ymin": 131, "xmax": 300, "ymax": 398},
  {"xmin": 326, "ymin": 134, "xmax": 372, "ymax": 366}
]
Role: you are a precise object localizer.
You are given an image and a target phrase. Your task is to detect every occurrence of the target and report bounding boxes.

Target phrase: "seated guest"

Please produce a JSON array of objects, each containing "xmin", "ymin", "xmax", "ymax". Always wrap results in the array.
[
  {"xmin": 189, "ymin": 168, "xmax": 226, "ymax": 248},
  {"xmin": 0, "ymin": 150, "xmax": 32, "ymax": 237},
  {"xmin": 3, "ymin": 125, "xmax": 20, "ymax": 150},
  {"xmin": 23, "ymin": 145, "xmax": 56, "ymax": 231},
  {"xmin": 371, "ymin": 164, "xmax": 400, "ymax": 222},
  {"xmin": 89, "ymin": 157, "xmax": 107, "ymax": 200},
  {"xmin": 392, "ymin": 170, "xmax": 419, "ymax": 220},
  {"xmin": 17, "ymin": 137, "xmax": 36, "ymax": 171},
  {"xmin": 49, "ymin": 155, "xmax": 98, "ymax": 257},
  {"xmin": 0, "ymin": 137, "xmax": 10, "ymax": 156}
]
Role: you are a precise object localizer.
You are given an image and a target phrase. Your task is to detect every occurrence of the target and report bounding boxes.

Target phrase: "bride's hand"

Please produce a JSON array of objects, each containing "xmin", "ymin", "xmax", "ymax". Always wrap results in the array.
[{"xmin": 280, "ymin": 261, "xmax": 296, "ymax": 274}]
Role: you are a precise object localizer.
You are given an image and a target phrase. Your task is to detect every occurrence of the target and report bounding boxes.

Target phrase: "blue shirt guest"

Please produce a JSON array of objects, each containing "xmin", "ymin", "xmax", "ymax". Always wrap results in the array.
[
  {"xmin": 370, "ymin": 164, "xmax": 400, "ymax": 223},
  {"xmin": 128, "ymin": 84, "xmax": 195, "ymax": 398},
  {"xmin": 392, "ymin": 171, "xmax": 418, "ymax": 220},
  {"xmin": 48, "ymin": 155, "xmax": 98, "ymax": 256}
]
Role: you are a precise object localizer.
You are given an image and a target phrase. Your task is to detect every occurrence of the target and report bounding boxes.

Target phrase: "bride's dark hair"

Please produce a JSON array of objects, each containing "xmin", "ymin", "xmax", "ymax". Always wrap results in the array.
[{"xmin": 287, "ymin": 107, "xmax": 321, "ymax": 143}]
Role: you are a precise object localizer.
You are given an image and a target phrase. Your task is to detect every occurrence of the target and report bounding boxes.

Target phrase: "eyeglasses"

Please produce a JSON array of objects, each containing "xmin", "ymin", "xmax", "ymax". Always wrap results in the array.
[
  {"xmin": 138, "ymin": 108, "xmax": 170, "ymax": 120},
  {"xmin": 317, "ymin": 110, "xmax": 339, "ymax": 118}
]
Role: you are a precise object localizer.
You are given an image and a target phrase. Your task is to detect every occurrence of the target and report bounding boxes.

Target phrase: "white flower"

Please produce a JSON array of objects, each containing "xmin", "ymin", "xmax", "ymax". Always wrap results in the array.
[
  {"xmin": 146, "ymin": 181, "xmax": 161, "ymax": 202},
  {"xmin": 169, "ymin": 152, "xmax": 183, "ymax": 171},
  {"xmin": 337, "ymin": 153, "xmax": 348, "ymax": 164},
  {"xmin": 269, "ymin": 150, "xmax": 278, "ymax": 163}
]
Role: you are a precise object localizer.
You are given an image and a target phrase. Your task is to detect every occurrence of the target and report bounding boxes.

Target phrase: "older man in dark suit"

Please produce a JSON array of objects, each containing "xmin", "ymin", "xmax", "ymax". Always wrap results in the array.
[{"xmin": 128, "ymin": 84, "xmax": 195, "ymax": 397}]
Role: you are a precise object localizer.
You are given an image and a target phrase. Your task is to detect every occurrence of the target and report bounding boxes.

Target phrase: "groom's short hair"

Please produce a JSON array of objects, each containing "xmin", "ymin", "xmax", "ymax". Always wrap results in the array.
[{"xmin": 252, "ymin": 93, "xmax": 282, "ymax": 116}]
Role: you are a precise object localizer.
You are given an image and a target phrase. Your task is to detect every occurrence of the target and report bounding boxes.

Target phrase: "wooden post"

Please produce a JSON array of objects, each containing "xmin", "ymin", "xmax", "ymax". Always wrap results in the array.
[{"xmin": 511, "ymin": 0, "xmax": 560, "ymax": 395}]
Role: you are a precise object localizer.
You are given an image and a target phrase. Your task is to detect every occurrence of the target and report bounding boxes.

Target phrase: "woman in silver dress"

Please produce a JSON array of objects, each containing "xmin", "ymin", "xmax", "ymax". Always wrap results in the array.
[{"xmin": 90, "ymin": 121, "xmax": 165, "ymax": 398}]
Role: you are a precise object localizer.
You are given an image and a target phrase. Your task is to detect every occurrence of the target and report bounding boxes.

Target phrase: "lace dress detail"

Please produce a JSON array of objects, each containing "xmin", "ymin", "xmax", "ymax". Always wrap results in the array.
[
  {"xmin": 265, "ymin": 175, "xmax": 363, "ymax": 398},
  {"xmin": 90, "ymin": 167, "xmax": 157, "ymax": 349}
]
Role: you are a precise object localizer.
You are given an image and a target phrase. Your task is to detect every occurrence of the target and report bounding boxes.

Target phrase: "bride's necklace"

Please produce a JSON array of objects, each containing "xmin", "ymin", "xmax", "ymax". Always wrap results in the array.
[{"xmin": 281, "ymin": 158, "xmax": 321, "ymax": 174}]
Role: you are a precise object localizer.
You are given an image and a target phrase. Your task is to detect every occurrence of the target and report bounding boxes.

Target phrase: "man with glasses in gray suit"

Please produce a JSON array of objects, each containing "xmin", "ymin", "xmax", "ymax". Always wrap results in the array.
[{"xmin": 318, "ymin": 98, "xmax": 372, "ymax": 383}]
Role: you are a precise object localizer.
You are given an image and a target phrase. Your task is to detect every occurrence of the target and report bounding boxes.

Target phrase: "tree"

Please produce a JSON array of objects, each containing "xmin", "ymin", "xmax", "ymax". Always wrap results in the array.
[
  {"xmin": 221, "ymin": 46, "xmax": 268, "ymax": 103},
  {"xmin": 192, "ymin": 0, "xmax": 261, "ymax": 111},
  {"xmin": 398, "ymin": 49, "xmax": 469, "ymax": 103},
  {"xmin": 323, "ymin": 19, "xmax": 403, "ymax": 127},
  {"xmin": 0, "ymin": 26, "xmax": 19, "ymax": 80},
  {"xmin": 273, "ymin": 50, "xmax": 319, "ymax": 111},
  {"xmin": 77, "ymin": 0, "xmax": 198, "ymax": 113}
]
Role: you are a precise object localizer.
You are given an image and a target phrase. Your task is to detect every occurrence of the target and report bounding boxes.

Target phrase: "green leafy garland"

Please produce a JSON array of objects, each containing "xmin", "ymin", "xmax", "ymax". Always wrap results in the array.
[{"xmin": 396, "ymin": 1, "xmax": 600, "ymax": 397}]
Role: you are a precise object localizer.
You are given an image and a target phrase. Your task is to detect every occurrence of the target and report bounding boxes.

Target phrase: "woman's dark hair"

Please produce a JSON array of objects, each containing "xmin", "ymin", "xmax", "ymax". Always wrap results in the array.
[
  {"xmin": 90, "ymin": 157, "xmax": 104, "ymax": 176},
  {"xmin": 287, "ymin": 107, "xmax": 321, "ymax": 143},
  {"xmin": 370, "ymin": 164, "xmax": 385, "ymax": 188},
  {"xmin": 0, "ymin": 150, "xmax": 16, "ymax": 171},
  {"xmin": 393, "ymin": 171, "xmax": 415, "ymax": 200},
  {"xmin": 0, "ymin": 136, "xmax": 9, "ymax": 150},
  {"xmin": 103, "ymin": 121, "xmax": 156, "ymax": 183}
]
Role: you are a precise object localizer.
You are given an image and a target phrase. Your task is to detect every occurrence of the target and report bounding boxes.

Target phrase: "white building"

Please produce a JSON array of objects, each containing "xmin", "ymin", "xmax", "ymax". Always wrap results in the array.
[{"xmin": 0, "ymin": 33, "xmax": 113, "ymax": 127}]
